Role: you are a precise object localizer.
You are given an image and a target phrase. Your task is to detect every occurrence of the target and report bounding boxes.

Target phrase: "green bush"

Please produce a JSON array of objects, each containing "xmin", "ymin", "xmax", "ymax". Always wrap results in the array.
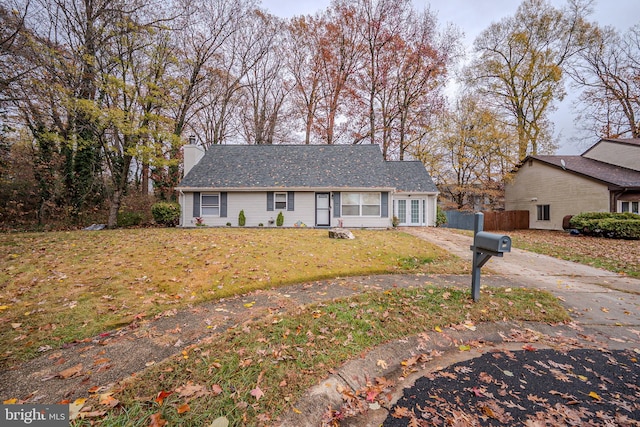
[
  {"xmin": 238, "ymin": 210, "xmax": 246, "ymax": 227},
  {"xmin": 151, "ymin": 202, "xmax": 180, "ymax": 227},
  {"xmin": 276, "ymin": 211, "xmax": 284, "ymax": 227},
  {"xmin": 570, "ymin": 212, "xmax": 640, "ymax": 239},
  {"xmin": 598, "ymin": 218, "xmax": 640, "ymax": 239},
  {"xmin": 436, "ymin": 206, "xmax": 448, "ymax": 227},
  {"xmin": 117, "ymin": 211, "xmax": 143, "ymax": 227}
]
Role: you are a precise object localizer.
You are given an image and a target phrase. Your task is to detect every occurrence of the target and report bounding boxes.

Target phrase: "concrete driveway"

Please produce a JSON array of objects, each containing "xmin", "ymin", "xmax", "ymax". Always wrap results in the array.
[{"xmin": 405, "ymin": 227, "xmax": 640, "ymax": 328}]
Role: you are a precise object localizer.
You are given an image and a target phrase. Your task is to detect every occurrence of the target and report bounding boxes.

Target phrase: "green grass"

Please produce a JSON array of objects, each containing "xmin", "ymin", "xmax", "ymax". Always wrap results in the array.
[
  {"xmin": 0, "ymin": 228, "xmax": 467, "ymax": 366},
  {"xmin": 71, "ymin": 286, "xmax": 568, "ymax": 426}
]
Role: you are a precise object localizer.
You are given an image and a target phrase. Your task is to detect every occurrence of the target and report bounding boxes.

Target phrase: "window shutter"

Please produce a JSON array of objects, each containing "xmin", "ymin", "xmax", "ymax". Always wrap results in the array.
[
  {"xmin": 193, "ymin": 192, "xmax": 201, "ymax": 217},
  {"xmin": 220, "ymin": 192, "xmax": 227, "ymax": 218},
  {"xmin": 381, "ymin": 192, "xmax": 389, "ymax": 218},
  {"xmin": 267, "ymin": 192, "xmax": 274, "ymax": 211},
  {"xmin": 287, "ymin": 191, "xmax": 294, "ymax": 211},
  {"xmin": 333, "ymin": 192, "xmax": 341, "ymax": 217}
]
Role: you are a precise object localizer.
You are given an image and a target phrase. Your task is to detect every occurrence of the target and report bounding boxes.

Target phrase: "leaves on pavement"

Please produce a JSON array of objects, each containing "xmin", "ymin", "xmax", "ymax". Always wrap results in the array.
[{"xmin": 384, "ymin": 348, "xmax": 639, "ymax": 426}]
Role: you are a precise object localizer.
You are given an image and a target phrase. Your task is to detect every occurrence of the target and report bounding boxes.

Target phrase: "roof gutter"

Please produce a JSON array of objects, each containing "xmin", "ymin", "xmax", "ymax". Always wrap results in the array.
[{"xmin": 174, "ymin": 186, "xmax": 398, "ymax": 192}]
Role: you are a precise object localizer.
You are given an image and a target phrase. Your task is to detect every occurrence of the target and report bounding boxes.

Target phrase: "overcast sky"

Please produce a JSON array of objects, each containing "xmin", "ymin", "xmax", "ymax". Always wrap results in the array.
[{"xmin": 260, "ymin": 0, "xmax": 640, "ymax": 155}]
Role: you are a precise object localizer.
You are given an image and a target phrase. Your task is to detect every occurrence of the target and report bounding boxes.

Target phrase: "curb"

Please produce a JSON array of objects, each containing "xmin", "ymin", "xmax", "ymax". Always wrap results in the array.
[{"xmin": 279, "ymin": 321, "xmax": 640, "ymax": 426}]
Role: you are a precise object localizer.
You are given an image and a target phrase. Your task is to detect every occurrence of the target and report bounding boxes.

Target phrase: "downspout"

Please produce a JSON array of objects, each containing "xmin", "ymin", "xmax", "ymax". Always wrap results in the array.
[{"xmin": 610, "ymin": 188, "xmax": 626, "ymax": 213}]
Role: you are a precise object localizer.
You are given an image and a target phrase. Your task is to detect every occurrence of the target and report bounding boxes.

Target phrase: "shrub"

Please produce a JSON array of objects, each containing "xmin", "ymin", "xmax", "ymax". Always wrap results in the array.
[
  {"xmin": 276, "ymin": 211, "xmax": 284, "ymax": 227},
  {"xmin": 598, "ymin": 218, "xmax": 640, "ymax": 239},
  {"xmin": 436, "ymin": 206, "xmax": 448, "ymax": 227},
  {"xmin": 151, "ymin": 202, "xmax": 180, "ymax": 227},
  {"xmin": 570, "ymin": 212, "xmax": 640, "ymax": 239},
  {"xmin": 117, "ymin": 211, "xmax": 143, "ymax": 227},
  {"xmin": 238, "ymin": 210, "xmax": 246, "ymax": 227}
]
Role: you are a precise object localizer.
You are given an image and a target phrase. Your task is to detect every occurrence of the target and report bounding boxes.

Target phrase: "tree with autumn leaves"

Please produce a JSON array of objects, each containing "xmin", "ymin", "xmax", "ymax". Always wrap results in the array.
[{"xmin": 0, "ymin": 0, "xmax": 637, "ymax": 227}]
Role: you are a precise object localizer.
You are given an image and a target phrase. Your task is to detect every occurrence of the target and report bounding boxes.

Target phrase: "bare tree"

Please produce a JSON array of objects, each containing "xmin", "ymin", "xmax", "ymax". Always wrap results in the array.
[
  {"xmin": 315, "ymin": 1, "xmax": 364, "ymax": 144},
  {"xmin": 239, "ymin": 10, "xmax": 291, "ymax": 145},
  {"xmin": 0, "ymin": 0, "xmax": 32, "ymax": 104},
  {"xmin": 285, "ymin": 14, "xmax": 324, "ymax": 144},
  {"xmin": 569, "ymin": 24, "xmax": 640, "ymax": 138},
  {"xmin": 352, "ymin": 0, "xmax": 412, "ymax": 147}
]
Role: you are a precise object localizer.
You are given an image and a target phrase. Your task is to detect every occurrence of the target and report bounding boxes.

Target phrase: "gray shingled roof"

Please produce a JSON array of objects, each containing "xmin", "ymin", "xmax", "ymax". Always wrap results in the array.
[
  {"xmin": 532, "ymin": 155, "xmax": 640, "ymax": 188},
  {"xmin": 178, "ymin": 144, "xmax": 436, "ymax": 192},
  {"xmin": 386, "ymin": 161, "xmax": 438, "ymax": 192}
]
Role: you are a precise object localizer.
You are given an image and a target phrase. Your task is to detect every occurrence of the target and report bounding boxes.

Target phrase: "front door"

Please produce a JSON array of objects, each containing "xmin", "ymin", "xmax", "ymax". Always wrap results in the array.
[{"xmin": 316, "ymin": 193, "xmax": 330, "ymax": 226}]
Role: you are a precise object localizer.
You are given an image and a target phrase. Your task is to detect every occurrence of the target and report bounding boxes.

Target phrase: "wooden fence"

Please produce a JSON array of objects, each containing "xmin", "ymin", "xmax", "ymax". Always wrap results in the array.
[
  {"xmin": 444, "ymin": 210, "xmax": 529, "ymax": 231},
  {"xmin": 482, "ymin": 210, "xmax": 529, "ymax": 231}
]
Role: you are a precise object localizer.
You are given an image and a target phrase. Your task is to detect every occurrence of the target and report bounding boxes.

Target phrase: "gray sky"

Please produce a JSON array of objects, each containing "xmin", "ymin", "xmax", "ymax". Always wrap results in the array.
[{"xmin": 260, "ymin": 0, "xmax": 640, "ymax": 154}]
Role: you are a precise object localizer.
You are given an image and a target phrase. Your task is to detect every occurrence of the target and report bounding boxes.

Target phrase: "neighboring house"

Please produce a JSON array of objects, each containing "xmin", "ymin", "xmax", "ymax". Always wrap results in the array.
[
  {"xmin": 505, "ymin": 138, "xmax": 640, "ymax": 230},
  {"xmin": 176, "ymin": 144, "xmax": 439, "ymax": 228}
]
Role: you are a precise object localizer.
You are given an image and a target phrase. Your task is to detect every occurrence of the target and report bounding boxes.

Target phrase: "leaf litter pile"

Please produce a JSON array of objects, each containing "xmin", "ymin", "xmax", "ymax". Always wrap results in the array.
[{"xmin": 385, "ymin": 348, "xmax": 640, "ymax": 426}]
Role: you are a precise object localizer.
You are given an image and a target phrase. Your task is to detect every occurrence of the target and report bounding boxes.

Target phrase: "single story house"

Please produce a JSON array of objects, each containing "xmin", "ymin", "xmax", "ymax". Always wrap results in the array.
[
  {"xmin": 505, "ymin": 138, "xmax": 640, "ymax": 230},
  {"xmin": 176, "ymin": 144, "xmax": 439, "ymax": 228}
]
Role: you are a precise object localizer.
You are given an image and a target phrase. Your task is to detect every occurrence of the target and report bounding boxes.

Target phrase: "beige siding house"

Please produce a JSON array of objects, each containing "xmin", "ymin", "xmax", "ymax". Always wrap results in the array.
[
  {"xmin": 176, "ymin": 144, "xmax": 439, "ymax": 228},
  {"xmin": 505, "ymin": 138, "xmax": 640, "ymax": 230}
]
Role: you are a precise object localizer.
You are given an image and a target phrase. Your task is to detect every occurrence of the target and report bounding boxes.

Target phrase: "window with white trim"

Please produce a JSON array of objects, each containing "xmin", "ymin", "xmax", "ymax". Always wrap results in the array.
[
  {"xmin": 536, "ymin": 204, "xmax": 550, "ymax": 221},
  {"xmin": 341, "ymin": 192, "xmax": 381, "ymax": 216},
  {"xmin": 275, "ymin": 192, "xmax": 287, "ymax": 210},
  {"xmin": 621, "ymin": 201, "xmax": 639, "ymax": 214},
  {"xmin": 201, "ymin": 193, "xmax": 220, "ymax": 216}
]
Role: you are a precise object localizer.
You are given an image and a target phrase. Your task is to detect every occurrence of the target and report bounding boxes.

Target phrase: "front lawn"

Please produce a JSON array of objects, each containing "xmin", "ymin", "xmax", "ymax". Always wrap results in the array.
[
  {"xmin": 0, "ymin": 228, "xmax": 467, "ymax": 365},
  {"xmin": 71, "ymin": 286, "xmax": 568, "ymax": 426}
]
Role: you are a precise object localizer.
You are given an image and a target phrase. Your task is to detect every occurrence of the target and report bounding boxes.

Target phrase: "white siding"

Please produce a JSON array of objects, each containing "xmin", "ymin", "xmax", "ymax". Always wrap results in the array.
[
  {"xmin": 182, "ymin": 191, "xmax": 397, "ymax": 228},
  {"xmin": 339, "ymin": 216, "xmax": 392, "ymax": 228},
  {"xmin": 505, "ymin": 161, "xmax": 610, "ymax": 230},
  {"xmin": 391, "ymin": 194, "xmax": 438, "ymax": 226},
  {"xmin": 180, "ymin": 191, "xmax": 436, "ymax": 228},
  {"xmin": 182, "ymin": 191, "xmax": 318, "ymax": 227}
]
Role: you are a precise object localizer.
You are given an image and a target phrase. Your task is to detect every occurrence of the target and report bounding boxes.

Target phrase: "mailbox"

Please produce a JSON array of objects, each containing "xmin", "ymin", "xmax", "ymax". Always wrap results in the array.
[
  {"xmin": 470, "ymin": 213, "xmax": 511, "ymax": 302},
  {"xmin": 473, "ymin": 231, "xmax": 511, "ymax": 254}
]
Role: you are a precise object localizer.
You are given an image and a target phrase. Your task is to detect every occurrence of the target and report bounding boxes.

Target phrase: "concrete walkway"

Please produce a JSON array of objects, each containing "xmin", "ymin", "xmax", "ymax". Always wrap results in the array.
[{"xmin": 280, "ymin": 228, "xmax": 640, "ymax": 427}]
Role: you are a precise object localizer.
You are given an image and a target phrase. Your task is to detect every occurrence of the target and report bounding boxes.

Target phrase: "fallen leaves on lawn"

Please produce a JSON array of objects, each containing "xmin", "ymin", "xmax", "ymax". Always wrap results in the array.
[
  {"xmin": 508, "ymin": 230, "xmax": 639, "ymax": 276},
  {"xmin": 250, "ymin": 385, "xmax": 264, "ymax": 401},
  {"xmin": 208, "ymin": 416, "xmax": 230, "ymax": 427},
  {"xmin": 176, "ymin": 382, "xmax": 210, "ymax": 400},
  {"xmin": 149, "ymin": 412, "xmax": 167, "ymax": 427},
  {"xmin": 154, "ymin": 390, "xmax": 172, "ymax": 406}
]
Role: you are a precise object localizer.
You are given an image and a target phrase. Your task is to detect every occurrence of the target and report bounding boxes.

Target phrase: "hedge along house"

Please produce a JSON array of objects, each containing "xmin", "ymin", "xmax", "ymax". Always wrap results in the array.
[
  {"xmin": 505, "ymin": 138, "xmax": 640, "ymax": 230},
  {"xmin": 176, "ymin": 144, "xmax": 439, "ymax": 228}
]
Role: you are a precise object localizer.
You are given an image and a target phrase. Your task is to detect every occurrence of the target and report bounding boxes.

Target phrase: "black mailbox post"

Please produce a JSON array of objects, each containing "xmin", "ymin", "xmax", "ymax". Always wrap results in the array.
[{"xmin": 470, "ymin": 213, "xmax": 511, "ymax": 301}]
